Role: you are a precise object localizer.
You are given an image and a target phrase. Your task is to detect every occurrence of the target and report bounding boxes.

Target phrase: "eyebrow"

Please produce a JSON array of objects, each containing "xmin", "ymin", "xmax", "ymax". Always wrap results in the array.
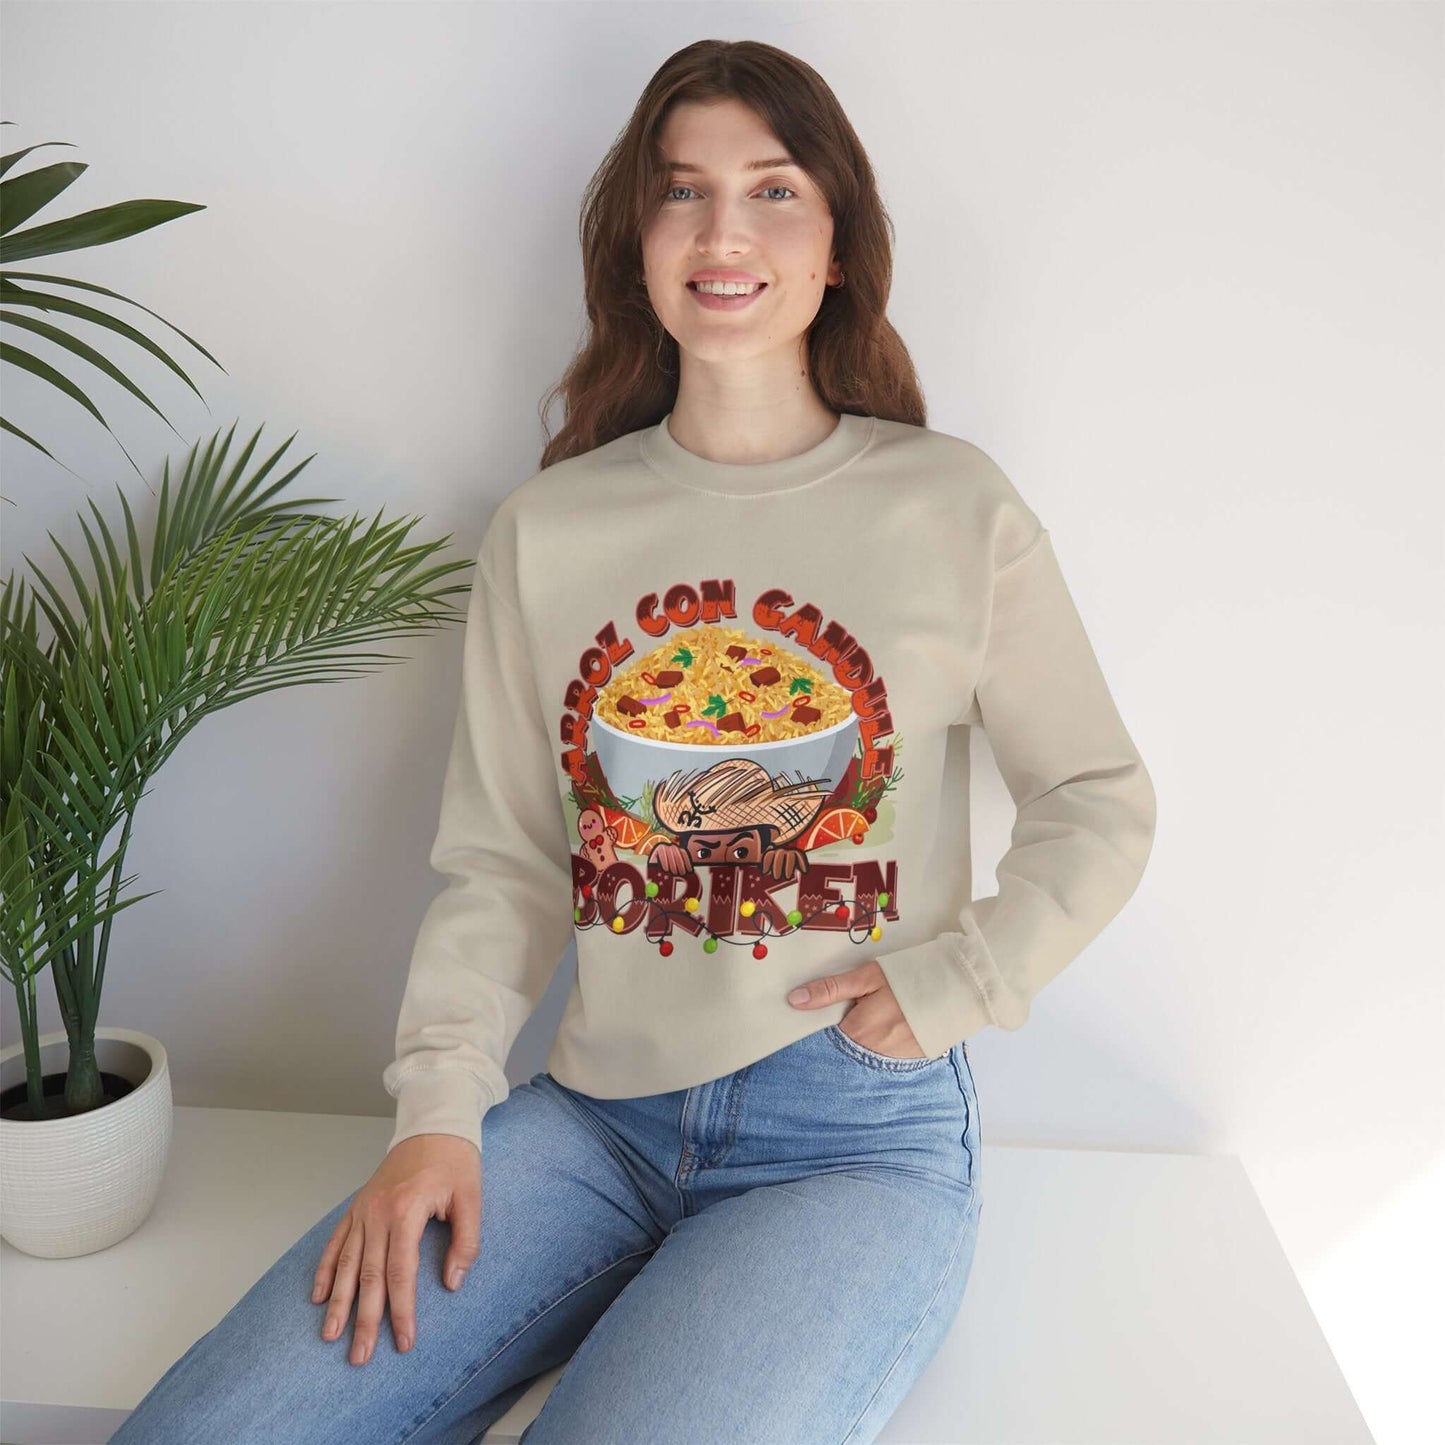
[{"xmin": 665, "ymin": 157, "xmax": 799, "ymax": 173}]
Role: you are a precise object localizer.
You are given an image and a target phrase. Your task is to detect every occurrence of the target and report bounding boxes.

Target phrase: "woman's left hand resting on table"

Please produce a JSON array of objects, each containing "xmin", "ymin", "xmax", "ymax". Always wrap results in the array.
[{"xmin": 787, "ymin": 960, "xmax": 928, "ymax": 1059}]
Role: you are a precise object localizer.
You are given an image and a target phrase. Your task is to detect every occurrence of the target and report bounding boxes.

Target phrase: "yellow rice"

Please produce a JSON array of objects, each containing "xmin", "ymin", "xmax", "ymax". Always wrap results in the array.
[{"xmin": 595, "ymin": 625, "xmax": 852, "ymax": 745}]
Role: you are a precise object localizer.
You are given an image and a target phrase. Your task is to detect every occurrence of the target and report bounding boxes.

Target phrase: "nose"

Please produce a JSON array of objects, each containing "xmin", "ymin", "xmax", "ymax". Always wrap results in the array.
[{"xmin": 692, "ymin": 195, "xmax": 757, "ymax": 260}]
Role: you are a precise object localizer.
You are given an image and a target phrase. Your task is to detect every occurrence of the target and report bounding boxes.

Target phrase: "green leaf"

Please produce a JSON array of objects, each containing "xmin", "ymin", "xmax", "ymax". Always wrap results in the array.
[
  {"xmin": 0, "ymin": 198, "xmax": 206, "ymax": 266},
  {"xmin": 2, "ymin": 278, "xmax": 209, "ymax": 405},
  {"xmin": 2, "ymin": 308, "xmax": 184, "ymax": 436},
  {"xmin": 0, "ymin": 159, "xmax": 89, "ymax": 236}
]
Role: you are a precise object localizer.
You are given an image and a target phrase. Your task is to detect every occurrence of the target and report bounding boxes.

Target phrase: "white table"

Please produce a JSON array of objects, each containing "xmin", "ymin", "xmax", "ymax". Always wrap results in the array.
[{"xmin": 0, "ymin": 1105, "xmax": 1374, "ymax": 1445}]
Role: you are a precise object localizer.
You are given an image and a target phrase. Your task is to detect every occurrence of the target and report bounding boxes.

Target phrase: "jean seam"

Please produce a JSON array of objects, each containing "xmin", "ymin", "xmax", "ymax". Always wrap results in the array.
[
  {"xmin": 675, "ymin": 1083, "xmax": 697, "ymax": 1207},
  {"xmin": 948, "ymin": 1048, "xmax": 977, "ymax": 1189},
  {"xmin": 396, "ymin": 1243, "xmax": 657, "ymax": 1443},
  {"xmin": 713, "ymin": 1063, "xmax": 748, "ymax": 1168},
  {"xmin": 825, "ymin": 1023, "xmax": 942, "ymax": 1073},
  {"xmin": 963, "ymin": 1046, "xmax": 980, "ymax": 1155},
  {"xmin": 836, "ymin": 1211, "xmax": 975, "ymax": 1445}
]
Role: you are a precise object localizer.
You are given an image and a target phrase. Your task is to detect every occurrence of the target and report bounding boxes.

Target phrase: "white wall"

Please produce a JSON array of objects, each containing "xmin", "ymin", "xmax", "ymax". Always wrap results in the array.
[{"xmin": 2, "ymin": 3, "xmax": 1439, "ymax": 1440}]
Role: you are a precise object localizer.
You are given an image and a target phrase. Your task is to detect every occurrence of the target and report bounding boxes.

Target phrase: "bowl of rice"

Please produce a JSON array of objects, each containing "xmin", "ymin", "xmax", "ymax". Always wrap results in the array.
[{"xmin": 590, "ymin": 623, "xmax": 860, "ymax": 811}]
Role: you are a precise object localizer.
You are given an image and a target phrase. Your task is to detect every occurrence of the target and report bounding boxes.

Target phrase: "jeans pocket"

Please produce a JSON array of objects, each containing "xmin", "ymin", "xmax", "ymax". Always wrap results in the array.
[{"xmin": 825, "ymin": 1023, "xmax": 950, "ymax": 1073}]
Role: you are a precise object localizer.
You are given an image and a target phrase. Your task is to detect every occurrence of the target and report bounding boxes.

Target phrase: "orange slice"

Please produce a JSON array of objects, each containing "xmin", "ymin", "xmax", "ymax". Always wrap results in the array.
[
  {"xmin": 596, "ymin": 806, "xmax": 648, "ymax": 850},
  {"xmin": 597, "ymin": 805, "xmax": 673, "ymax": 855},
  {"xmin": 798, "ymin": 806, "xmax": 870, "ymax": 850}
]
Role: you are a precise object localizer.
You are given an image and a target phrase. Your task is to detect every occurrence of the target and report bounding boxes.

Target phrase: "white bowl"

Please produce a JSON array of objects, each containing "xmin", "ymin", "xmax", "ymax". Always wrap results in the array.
[{"xmin": 589, "ymin": 707, "xmax": 861, "ymax": 816}]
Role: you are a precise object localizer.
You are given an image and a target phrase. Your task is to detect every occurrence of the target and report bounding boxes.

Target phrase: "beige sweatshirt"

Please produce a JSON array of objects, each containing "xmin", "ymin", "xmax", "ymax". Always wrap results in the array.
[{"xmin": 381, "ymin": 411, "xmax": 1157, "ymax": 1152}]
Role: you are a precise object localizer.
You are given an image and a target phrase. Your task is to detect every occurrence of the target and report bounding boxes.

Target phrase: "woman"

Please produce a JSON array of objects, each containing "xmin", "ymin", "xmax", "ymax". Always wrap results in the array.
[{"xmin": 113, "ymin": 38, "xmax": 1156, "ymax": 1445}]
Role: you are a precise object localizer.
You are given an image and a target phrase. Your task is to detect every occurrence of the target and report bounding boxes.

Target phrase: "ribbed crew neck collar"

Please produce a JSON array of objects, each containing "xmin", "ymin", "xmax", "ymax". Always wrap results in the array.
[{"xmin": 638, "ymin": 410, "xmax": 876, "ymax": 496}]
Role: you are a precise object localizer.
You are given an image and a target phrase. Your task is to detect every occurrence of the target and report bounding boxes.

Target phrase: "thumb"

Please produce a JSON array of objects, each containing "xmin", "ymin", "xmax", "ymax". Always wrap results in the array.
[
  {"xmin": 787, "ymin": 962, "xmax": 876, "ymax": 1008},
  {"xmin": 443, "ymin": 1180, "xmax": 482, "ymax": 1290}
]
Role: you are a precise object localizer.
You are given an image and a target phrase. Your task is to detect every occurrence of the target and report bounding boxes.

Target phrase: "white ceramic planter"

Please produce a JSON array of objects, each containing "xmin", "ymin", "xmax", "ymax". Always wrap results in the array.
[{"xmin": 0, "ymin": 1026, "xmax": 172, "ymax": 1258}]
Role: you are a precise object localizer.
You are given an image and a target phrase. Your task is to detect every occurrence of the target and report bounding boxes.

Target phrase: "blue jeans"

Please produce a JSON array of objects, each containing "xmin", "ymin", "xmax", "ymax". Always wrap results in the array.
[{"xmin": 110, "ymin": 1024, "xmax": 982, "ymax": 1444}]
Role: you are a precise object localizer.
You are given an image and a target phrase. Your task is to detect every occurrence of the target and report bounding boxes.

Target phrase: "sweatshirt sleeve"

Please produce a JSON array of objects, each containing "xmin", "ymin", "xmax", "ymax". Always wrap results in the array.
[
  {"xmin": 380, "ymin": 523, "xmax": 574, "ymax": 1155},
  {"xmin": 873, "ymin": 525, "xmax": 1157, "ymax": 1058}
]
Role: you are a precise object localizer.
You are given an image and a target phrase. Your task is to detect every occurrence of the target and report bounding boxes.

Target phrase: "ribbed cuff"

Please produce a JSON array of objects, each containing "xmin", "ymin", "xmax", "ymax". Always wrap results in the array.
[
  {"xmin": 386, "ymin": 1068, "xmax": 489, "ymax": 1155},
  {"xmin": 873, "ymin": 933, "xmax": 996, "ymax": 1059}
]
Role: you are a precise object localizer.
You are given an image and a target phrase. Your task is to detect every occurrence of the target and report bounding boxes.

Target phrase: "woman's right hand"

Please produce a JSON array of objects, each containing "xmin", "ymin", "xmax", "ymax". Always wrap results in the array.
[{"xmin": 311, "ymin": 1132, "xmax": 482, "ymax": 1366}]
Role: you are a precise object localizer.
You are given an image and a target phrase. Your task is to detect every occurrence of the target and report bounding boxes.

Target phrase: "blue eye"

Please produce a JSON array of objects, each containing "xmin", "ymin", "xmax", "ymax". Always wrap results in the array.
[{"xmin": 665, "ymin": 184, "xmax": 797, "ymax": 202}]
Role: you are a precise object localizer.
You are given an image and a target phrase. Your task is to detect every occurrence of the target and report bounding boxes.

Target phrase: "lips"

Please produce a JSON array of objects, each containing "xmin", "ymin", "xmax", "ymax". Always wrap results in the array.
[{"xmin": 686, "ymin": 281, "xmax": 769, "ymax": 312}]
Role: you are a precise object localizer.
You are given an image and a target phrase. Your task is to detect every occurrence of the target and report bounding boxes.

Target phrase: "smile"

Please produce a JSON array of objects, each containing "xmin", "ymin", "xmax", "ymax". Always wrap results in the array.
[{"xmin": 687, "ymin": 282, "xmax": 768, "ymax": 312}]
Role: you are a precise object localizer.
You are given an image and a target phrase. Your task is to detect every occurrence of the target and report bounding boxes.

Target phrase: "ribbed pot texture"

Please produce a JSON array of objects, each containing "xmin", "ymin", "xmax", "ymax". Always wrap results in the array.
[{"xmin": 0, "ymin": 1027, "xmax": 173, "ymax": 1258}]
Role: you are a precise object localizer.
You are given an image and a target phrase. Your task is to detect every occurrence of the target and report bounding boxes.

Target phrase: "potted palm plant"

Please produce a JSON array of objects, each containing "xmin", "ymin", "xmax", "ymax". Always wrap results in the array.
[
  {"xmin": 0, "ymin": 123, "xmax": 474, "ymax": 1257},
  {"xmin": 0, "ymin": 427, "xmax": 473, "ymax": 1256}
]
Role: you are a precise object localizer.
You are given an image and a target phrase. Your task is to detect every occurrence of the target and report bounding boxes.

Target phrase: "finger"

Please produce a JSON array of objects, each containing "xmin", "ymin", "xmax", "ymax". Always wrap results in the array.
[
  {"xmin": 312, "ymin": 1212, "xmax": 351, "ymax": 1305},
  {"xmin": 350, "ymin": 1213, "xmax": 391, "ymax": 1366},
  {"xmin": 788, "ymin": 971, "xmax": 850, "ymax": 1007},
  {"xmin": 442, "ymin": 1173, "xmax": 483, "ymax": 1291},
  {"xmin": 386, "ymin": 1208, "xmax": 425, "ymax": 1354},
  {"xmin": 321, "ymin": 1215, "xmax": 361, "ymax": 1344},
  {"xmin": 821, "ymin": 963, "xmax": 881, "ymax": 1002}
]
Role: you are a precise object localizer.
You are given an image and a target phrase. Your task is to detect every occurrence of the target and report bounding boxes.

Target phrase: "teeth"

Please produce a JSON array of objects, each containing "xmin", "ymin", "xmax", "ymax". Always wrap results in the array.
[{"xmin": 692, "ymin": 280, "xmax": 763, "ymax": 295}]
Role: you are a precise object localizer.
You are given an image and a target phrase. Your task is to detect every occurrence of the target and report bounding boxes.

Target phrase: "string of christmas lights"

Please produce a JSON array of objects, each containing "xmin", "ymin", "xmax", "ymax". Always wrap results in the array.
[{"xmin": 573, "ymin": 882, "xmax": 892, "ymax": 959}]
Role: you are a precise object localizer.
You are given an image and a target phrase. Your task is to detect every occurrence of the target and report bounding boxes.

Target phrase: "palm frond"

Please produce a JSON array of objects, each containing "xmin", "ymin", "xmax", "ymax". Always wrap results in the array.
[
  {"xmin": 0, "ymin": 125, "xmax": 223, "ymax": 476},
  {"xmin": 1, "ymin": 423, "xmax": 473, "ymax": 1097}
]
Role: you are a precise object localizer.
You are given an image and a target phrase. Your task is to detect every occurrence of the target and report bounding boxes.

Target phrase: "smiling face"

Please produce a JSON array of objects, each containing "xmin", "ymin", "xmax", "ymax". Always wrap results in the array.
[{"xmin": 640, "ymin": 97, "xmax": 842, "ymax": 369}]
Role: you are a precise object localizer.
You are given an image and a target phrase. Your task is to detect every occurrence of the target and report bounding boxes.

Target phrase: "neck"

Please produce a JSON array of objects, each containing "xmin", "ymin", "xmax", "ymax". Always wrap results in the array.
[{"xmin": 665, "ymin": 389, "xmax": 840, "ymax": 466}]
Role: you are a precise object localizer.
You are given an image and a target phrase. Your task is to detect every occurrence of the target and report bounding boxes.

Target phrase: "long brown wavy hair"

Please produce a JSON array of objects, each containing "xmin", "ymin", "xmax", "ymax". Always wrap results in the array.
[{"xmin": 538, "ymin": 38, "xmax": 926, "ymax": 468}]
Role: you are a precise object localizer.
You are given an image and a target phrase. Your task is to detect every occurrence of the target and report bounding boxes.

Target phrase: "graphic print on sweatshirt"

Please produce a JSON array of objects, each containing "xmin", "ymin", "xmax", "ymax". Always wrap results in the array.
[{"xmin": 558, "ymin": 578, "xmax": 905, "ymax": 961}]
